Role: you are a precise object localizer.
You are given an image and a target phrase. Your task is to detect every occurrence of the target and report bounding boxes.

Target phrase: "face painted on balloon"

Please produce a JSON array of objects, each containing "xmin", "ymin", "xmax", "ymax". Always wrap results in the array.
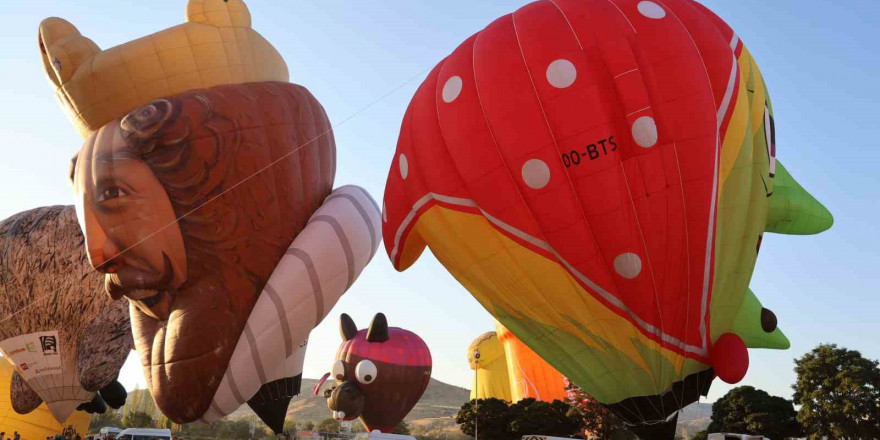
[{"xmin": 71, "ymin": 108, "xmax": 186, "ymax": 321}]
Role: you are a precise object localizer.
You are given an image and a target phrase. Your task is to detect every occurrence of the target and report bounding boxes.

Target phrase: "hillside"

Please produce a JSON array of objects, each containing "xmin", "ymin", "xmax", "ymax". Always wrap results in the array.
[
  {"xmin": 116, "ymin": 379, "xmax": 711, "ymax": 437},
  {"xmin": 226, "ymin": 377, "xmax": 469, "ymax": 423}
]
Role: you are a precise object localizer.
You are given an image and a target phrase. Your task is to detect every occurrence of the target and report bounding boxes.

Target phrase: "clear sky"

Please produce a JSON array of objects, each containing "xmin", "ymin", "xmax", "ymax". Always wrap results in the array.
[{"xmin": 0, "ymin": 0, "xmax": 878, "ymax": 405}]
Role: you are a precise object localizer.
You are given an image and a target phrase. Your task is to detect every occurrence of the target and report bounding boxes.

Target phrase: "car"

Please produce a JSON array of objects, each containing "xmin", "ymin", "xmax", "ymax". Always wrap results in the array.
[{"xmin": 94, "ymin": 428, "xmax": 122, "ymax": 440}]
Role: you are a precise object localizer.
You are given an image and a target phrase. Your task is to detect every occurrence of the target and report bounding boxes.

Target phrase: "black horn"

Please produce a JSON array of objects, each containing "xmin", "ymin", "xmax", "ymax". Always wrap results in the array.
[
  {"xmin": 366, "ymin": 313, "xmax": 389, "ymax": 343},
  {"xmin": 340, "ymin": 313, "xmax": 358, "ymax": 341}
]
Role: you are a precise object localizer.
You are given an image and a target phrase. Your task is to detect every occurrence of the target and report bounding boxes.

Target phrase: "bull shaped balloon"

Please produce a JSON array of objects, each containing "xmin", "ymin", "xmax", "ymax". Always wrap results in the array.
[{"xmin": 325, "ymin": 313, "xmax": 431, "ymax": 433}]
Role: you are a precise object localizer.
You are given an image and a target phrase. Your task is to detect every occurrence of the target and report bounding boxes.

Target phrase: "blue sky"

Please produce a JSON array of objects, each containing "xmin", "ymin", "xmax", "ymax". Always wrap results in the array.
[{"xmin": 0, "ymin": 0, "xmax": 878, "ymax": 405}]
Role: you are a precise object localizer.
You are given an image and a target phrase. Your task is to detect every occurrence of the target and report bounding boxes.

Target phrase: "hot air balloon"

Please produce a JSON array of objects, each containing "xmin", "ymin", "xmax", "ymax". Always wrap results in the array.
[
  {"xmin": 0, "ymin": 206, "xmax": 132, "ymax": 423},
  {"xmin": 41, "ymin": 0, "xmax": 381, "ymax": 430},
  {"xmin": 467, "ymin": 332, "xmax": 512, "ymax": 401},
  {"xmin": 467, "ymin": 324, "xmax": 567, "ymax": 403},
  {"xmin": 0, "ymin": 361, "xmax": 91, "ymax": 439},
  {"xmin": 495, "ymin": 321, "xmax": 567, "ymax": 403},
  {"xmin": 325, "ymin": 314, "xmax": 431, "ymax": 434},
  {"xmin": 381, "ymin": 1, "xmax": 832, "ymax": 438}
]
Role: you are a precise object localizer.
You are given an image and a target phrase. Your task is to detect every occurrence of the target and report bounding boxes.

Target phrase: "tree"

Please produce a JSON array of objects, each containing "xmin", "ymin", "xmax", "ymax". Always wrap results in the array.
[
  {"xmin": 793, "ymin": 344, "xmax": 880, "ymax": 440},
  {"xmin": 707, "ymin": 386, "xmax": 802, "ymax": 439},
  {"xmin": 315, "ymin": 418, "xmax": 340, "ymax": 433},
  {"xmin": 691, "ymin": 430, "xmax": 709, "ymax": 440},
  {"xmin": 392, "ymin": 420, "xmax": 411, "ymax": 435},
  {"xmin": 283, "ymin": 419, "xmax": 298, "ymax": 433},
  {"xmin": 122, "ymin": 411, "xmax": 154, "ymax": 428},
  {"xmin": 508, "ymin": 398, "xmax": 583, "ymax": 438},
  {"xmin": 455, "ymin": 398, "xmax": 512, "ymax": 439},
  {"xmin": 88, "ymin": 409, "xmax": 121, "ymax": 432},
  {"xmin": 299, "ymin": 421, "xmax": 315, "ymax": 431},
  {"xmin": 565, "ymin": 380, "xmax": 635, "ymax": 440}
]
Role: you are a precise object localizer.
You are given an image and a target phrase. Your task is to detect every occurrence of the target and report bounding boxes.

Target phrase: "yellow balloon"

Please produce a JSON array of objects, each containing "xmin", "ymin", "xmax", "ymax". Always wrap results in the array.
[
  {"xmin": 467, "ymin": 332, "xmax": 511, "ymax": 401},
  {"xmin": 0, "ymin": 361, "xmax": 90, "ymax": 440}
]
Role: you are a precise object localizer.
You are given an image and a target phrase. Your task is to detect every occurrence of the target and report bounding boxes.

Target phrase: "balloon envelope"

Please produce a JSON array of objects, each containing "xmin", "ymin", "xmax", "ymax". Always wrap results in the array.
[
  {"xmin": 0, "ymin": 206, "xmax": 131, "ymax": 423},
  {"xmin": 47, "ymin": 0, "xmax": 380, "ymax": 424},
  {"xmin": 381, "ymin": 0, "xmax": 831, "ymax": 438},
  {"xmin": 0, "ymin": 361, "xmax": 91, "ymax": 439},
  {"xmin": 327, "ymin": 314, "xmax": 431, "ymax": 434},
  {"xmin": 467, "ymin": 332, "xmax": 511, "ymax": 401},
  {"xmin": 495, "ymin": 321, "xmax": 567, "ymax": 403}
]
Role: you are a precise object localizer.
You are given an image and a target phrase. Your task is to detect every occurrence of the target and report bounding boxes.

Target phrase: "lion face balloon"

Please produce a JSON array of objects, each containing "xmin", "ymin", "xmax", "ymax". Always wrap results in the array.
[{"xmin": 45, "ymin": 0, "xmax": 381, "ymax": 428}]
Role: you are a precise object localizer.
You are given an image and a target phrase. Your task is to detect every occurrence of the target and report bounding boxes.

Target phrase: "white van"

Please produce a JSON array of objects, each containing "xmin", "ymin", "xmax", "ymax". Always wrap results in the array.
[
  {"xmin": 707, "ymin": 434, "xmax": 769, "ymax": 440},
  {"xmin": 115, "ymin": 428, "xmax": 171, "ymax": 440}
]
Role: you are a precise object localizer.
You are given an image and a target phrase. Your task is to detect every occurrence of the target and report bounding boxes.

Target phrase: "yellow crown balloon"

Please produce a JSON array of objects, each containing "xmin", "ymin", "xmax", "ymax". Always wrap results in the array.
[{"xmin": 38, "ymin": 0, "xmax": 289, "ymax": 138}]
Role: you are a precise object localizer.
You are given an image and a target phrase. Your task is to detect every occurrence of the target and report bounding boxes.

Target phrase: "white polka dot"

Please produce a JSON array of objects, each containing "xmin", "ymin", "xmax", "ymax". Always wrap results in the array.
[
  {"xmin": 632, "ymin": 116, "xmax": 658, "ymax": 148},
  {"xmin": 521, "ymin": 159, "xmax": 551, "ymax": 189},
  {"xmin": 382, "ymin": 202, "xmax": 388, "ymax": 223},
  {"xmin": 546, "ymin": 59, "xmax": 577, "ymax": 89},
  {"xmin": 638, "ymin": 1, "xmax": 666, "ymax": 19},
  {"xmin": 399, "ymin": 154, "xmax": 409, "ymax": 180},
  {"xmin": 442, "ymin": 76, "xmax": 463, "ymax": 103},
  {"xmin": 614, "ymin": 253, "xmax": 643, "ymax": 279}
]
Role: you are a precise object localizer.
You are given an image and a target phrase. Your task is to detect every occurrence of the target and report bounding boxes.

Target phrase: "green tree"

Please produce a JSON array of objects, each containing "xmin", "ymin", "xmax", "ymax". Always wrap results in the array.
[
  {"xmin": 508, "ymin": 398, "xmax": 583, "ymax": 438},
  {"xmin": 122, "ymin": 411, "xmax": 154, "ymax": 428},
  {"xmin": 691, "ymin": 430, "xmax": 709, "ymax": 440},
  {"xmin": 315, "ymin": 418, "xmax": 340, "ymax": 433},
  {"xmin": 299, "ymin": 420, "xmax": 315, "ymax": 431},
  {"xmin": 455, "ymin": 398, "xmax": 512, "ymax": 440},
  {"xmin": 707, "ymin": 386, "xmax": 802, "ymax": 439},
  {"xmin": 88, "ymin": 409, "xmax": 121, "ymax": 432},
  {"xmin": 793, "ymin": 344, "xmax": 880, "ymax": 440},
  {"xmin": 565, "ymin": 380, "xmax": 635, "ymax": 440},
  {"xmin": 283, "ymin": 419, "xmax": 298, "ymax": 433},
  {"xmin": 225, "ymin": 420, "xmax": 252, "ymax": 439},
  {"xmin": 392, "ymin": 420, "xmax": 411, "ymax": 435}
]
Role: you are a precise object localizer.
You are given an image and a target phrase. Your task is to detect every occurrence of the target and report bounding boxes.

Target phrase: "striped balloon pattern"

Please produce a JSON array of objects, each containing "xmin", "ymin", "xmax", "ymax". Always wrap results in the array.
[{"xmin": 381, "ymin": 0, "xmax": 832, "ymax": 437}]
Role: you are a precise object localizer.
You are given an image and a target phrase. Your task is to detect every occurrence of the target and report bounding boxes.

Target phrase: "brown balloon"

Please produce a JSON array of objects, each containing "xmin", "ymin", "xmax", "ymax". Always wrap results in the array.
[
  {"xmin": 0, "ymin": 206, "xmax": 132, "ymax": 422},
  {"xmin": 69, "ymin": 82, "xmax": 336, "ymax": 423},
  {"xmin": 326, "ymin": 314, "xmax": 432, "ymax": 433}
]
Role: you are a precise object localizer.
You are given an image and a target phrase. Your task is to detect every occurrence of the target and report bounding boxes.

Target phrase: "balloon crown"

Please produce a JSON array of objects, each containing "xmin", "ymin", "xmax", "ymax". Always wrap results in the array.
[{"xmin": 38, "ymin": 0, "xmax": 289, "ymax": 139}]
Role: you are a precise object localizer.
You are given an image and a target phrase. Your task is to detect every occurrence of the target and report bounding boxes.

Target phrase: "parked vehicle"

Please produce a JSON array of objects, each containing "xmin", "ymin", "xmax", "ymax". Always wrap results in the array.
[
  {"xmin": 708, "ymin": 434, "xmax": 769, "ymax": 440},
  {"xmin": 94, "ymin": 427, "xmax": 122, "ymax": 440},
  {"xmin": 114, "ymin": 428, "xmax": 171, "ymax": 440}
]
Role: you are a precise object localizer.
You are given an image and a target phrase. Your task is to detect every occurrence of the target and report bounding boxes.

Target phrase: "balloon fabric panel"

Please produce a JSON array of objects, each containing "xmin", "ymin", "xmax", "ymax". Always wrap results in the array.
[
  {"xmin": 0, "ymin": 362, "xmax": 91, "ymax": 439},
  {"xmin": 381, "ymin": 0, "xmax": 831, "ymax": 436},
  {"xmin": 0, "ymin": 206, "xmax": 132, "ymax": 424}
]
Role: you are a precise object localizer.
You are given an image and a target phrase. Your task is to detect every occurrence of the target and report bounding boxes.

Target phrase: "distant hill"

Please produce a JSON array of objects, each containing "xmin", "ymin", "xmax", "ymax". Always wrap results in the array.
[
  {"xmin": 677, "ymin": 402, "xmax": 713, "ymax": 438},
  {"xmin": 116, "ymin": 379, "xmax": 711, "ymax": 438},
  {"xmin": 226, "ymin": 377, "xmax": 469, "ymax": 423}
]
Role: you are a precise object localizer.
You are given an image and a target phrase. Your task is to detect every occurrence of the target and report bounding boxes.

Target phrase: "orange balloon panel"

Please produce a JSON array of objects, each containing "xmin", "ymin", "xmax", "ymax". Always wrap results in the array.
[
  {"xmin": 0, "ymin": 361, "xmax": 90, "ymax": 440},
  {"xmin": 495, "ymin": 322, "xmax": 567, "ymax": 403}
]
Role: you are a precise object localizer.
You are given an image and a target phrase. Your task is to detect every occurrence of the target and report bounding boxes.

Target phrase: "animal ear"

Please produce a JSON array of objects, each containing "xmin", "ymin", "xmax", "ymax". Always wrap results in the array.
[
  {"xmin": 340, "ymin": 313, "xmax": 357, "ymax": 341},
  {"xmin": 366, "ymin": 313, "xmax": 389, "ymax": 343},
  {"xmin": 185, "ymin": 0, "xmax": 252, "ymax": 28},
  {"xmin": 38, "ymin": 17, "xmax": 100, "ymax": 88}
]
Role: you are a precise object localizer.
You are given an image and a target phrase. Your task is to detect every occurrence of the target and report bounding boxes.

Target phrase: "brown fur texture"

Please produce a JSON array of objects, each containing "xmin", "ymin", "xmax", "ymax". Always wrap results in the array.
[{"xmin": 0, "ymin": 206, "xmax": 132, "ymax": 411}]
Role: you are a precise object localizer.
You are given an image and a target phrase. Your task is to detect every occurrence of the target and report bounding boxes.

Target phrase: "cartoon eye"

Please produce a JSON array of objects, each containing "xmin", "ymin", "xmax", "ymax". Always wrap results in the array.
[
  {"xmin": 331, "ymin": 360, "xmax": 346, "ymax": 381},
  {"xmin": 763, "ymin": 105, "xmax": 776, "ymax": 177},
  {"xmin": 761, "ymin": 308, "xmax": 778, "ymax": 333},
  {"xmin": 96, "ymin": 186, "xmax": 128, "ymax": 202},
  {"xmin": 355, "ymin": 360, "xmax": 377, "ymax": 384}
]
